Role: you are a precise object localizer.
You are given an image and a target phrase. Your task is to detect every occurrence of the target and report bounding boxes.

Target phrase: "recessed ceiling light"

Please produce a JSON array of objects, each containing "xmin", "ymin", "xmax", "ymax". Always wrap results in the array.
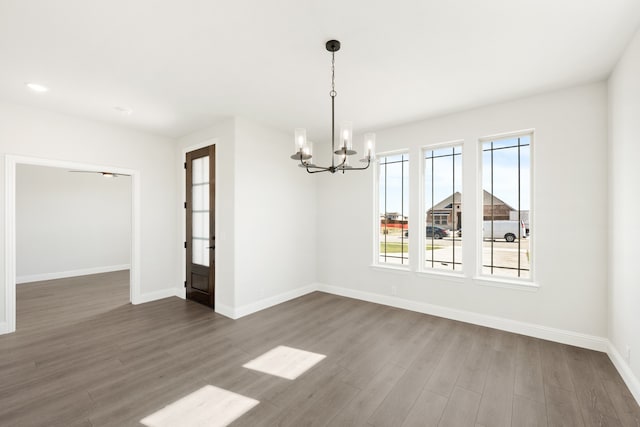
[
  {"xmin": 114, "ymin": 106, "xmax": 133, "ymax": 115},
  {"xmin": 25, "ymin": 82, "xmax": 49, "ymax": 93}
]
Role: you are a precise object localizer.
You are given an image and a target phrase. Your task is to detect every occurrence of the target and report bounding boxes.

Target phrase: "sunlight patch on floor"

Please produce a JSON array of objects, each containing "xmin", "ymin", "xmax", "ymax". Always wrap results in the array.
[
  {"xmin": 140, "ymin": 385, "xmax": 259, "ymax": 427},
  {"xmin": 242, "ymin": 345, "xmax": 326, "ymax": 380}
]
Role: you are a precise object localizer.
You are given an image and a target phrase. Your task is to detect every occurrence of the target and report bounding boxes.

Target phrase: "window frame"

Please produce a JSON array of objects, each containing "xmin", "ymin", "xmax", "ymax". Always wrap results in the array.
[
  {"xmin": 374, "ymin": 150, "xmax": 411, "ymax": 269},
  {"xmin": 477, "ymin": 130, "xmax": 535, "ymax": 285},
  {"xmin": 419, "ymin": 140, "xmax": 465, "ymax": 277}
]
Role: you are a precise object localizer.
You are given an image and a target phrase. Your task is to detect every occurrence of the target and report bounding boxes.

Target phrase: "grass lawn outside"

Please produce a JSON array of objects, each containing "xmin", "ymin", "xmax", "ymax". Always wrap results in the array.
[{"xmin": 380, "ymin": 243, "xmax": 443, "ymax": 253}]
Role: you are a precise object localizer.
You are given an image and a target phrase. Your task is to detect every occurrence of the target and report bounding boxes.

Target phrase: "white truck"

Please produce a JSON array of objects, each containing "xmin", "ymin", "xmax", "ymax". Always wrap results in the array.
[{"xmin": 483, "ymin": 220, "xmax": 527, "ymax": 242}]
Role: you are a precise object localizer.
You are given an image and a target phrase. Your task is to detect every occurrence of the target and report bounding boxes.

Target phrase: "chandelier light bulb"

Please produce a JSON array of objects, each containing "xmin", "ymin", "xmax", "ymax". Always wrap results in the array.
[
  {"xmin": 299, "ymin": 141, "xmax": 315, "ymax": 167},
  {"xmin": 293, "ymin": 128, "xmax": 307, "ymax": 153},
  {"xmin": 340, "ymin": 121, "xmax": 353, "ymax": 151},
  {"xmin": 364, "ymin": 133, "xmax": 376, "ymax": 160},
  {"xmin": 303, "ymin": 141, "xmax": 313, "ymax": 157}
]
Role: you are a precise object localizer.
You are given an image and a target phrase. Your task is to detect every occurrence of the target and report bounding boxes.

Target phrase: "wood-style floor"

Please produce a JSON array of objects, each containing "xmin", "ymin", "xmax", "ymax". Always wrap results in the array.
[{"xmin": 1, "ymin": 272, "xmax": 639, "ymax": 426}]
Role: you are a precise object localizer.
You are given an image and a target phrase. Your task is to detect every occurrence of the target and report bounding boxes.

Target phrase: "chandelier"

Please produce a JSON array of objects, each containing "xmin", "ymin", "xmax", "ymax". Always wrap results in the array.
[{"xmin": 291, "ymin": 40, "xmax": 376, "ymax": 174}]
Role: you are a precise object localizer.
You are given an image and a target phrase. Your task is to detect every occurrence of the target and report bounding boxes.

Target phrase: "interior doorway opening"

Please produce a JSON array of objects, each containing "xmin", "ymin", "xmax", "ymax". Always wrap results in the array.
[
  {"xmin": 4, "ymin": 155, "xmax": 141, "ymax": 334},
  {"xmin": 15, "ymin": 164, "xmax": 131, "ymax": 331}
]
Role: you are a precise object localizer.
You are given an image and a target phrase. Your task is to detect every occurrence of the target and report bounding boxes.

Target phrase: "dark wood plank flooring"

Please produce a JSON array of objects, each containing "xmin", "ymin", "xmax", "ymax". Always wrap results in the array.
[{"xmin": 0, "ymin": 271, "xmax": 638, "ymax": 426}]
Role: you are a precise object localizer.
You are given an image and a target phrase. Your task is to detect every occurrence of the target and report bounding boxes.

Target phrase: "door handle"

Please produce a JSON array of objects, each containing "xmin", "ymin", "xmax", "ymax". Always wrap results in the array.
[{"xmin": 207, "ymin": 246, "xmax": 215, "ymax": 249}]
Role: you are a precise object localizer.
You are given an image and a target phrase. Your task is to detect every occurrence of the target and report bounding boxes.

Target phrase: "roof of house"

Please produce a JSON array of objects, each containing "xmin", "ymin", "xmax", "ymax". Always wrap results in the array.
[
  {"xmin": 482, "ymin": 190, "xmax": 515, "ymax": 210},
  {"xmin": 427, "ymin": 190, "xmax": 515, "ymax": 212},
  {"xmin": 428, "ymin": 192, "xmax": 462, "ymax": 211}
]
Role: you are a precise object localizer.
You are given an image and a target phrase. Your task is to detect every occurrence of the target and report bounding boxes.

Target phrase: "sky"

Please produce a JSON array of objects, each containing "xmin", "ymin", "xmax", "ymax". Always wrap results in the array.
[
  {"xmin": 481, "ymin": 136, "xmax": 531, "ymax": 211},
  {"xmin": 379, "ymin": 154, "xmax": 409, "ymax": 216},
  {"xmin": 425, "ymin": 146, "xmax": 462, "ymax": 210},
  {"xmin": 379, "ymin": 135, "xmax": 531, "ymax": 217}
]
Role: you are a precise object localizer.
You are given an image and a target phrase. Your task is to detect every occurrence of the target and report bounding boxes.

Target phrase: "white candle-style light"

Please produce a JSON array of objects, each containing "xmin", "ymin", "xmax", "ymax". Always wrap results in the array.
[
  {"xmin": 294, "ymin": 128, "xmax": 307, "ymax": 153},
  {"xmin": 339, "ymin": 122, "xmax": 353, "ymax": 151},
  {"xmin": 364, "ymin": 133, "xmax": 376, "ymax": 160},
  {"xmin": 303, "ymin": 141, "xmax": 313, "ymax": 164},
  {"xmin": 299, "ymin": 141, "xmax": 315, "ymax": 167}
]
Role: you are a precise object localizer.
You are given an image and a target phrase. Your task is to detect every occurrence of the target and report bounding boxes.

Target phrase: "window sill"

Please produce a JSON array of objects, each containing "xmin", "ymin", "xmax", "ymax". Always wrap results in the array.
[
  {"xmin": 369, "ymin": 264, "xmax": 411, "ymax": 274},
  {"xmin": 473, "ymin": 276, "xmax": 539, "ymax": 292},
  {"xmin": 416, "ymin": 270, "xmax": 466, "ymax": 284}
]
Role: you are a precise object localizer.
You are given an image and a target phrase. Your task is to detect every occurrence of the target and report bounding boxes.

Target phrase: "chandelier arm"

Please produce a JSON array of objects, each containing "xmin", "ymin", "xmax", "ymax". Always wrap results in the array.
[
  {"xmin": 336, "ymin": 158, "xmax": 371, "ymax": 171},
  {"xmin": 299, "ymin": 158, "xmax": 333, "ymax": 173},
  {"xmin": 303, "ymin": 164, "xmax": 328, "ymax": 170},
  {"xmin": 305, "ymin": 163, "xmax": 336, "ymax": 173},
  {"xmin": 343, "ymin": 160, "xmax": 371, "ymax": 171},
  {"xmin": 306, "ymin": 167, "xmax": 333, "ymax": 174}
]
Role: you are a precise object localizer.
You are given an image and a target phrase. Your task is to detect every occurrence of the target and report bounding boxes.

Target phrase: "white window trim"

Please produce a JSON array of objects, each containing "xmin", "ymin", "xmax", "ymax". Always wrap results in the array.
[
  {"xmin": 416, "ymin": 269, "xmax": 465, "ymax": 283},
  {"xmin": 369, "ymin": 264, "xmax": 411, "ymax": 274},
  {"xmin": 473, "ymin": 275, "xmax": 540, "ymax": 291},
  {"xmin": 419, "ymin": 140, "xmax": 465, "ymax": 277},
  {"xmin": 373, "ymin": 149, "xmax": 411, "ymax": 269},
  {"xmin": 477, "ymin": 130, "xmax": 536, "ymax": 285}
]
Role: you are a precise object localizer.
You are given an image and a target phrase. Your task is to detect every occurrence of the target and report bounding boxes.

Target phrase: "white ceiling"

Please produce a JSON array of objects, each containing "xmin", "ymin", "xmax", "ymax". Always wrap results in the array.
[{"xmin": 1, "ymin": 0, "xmax": 639, "ymax": 141}]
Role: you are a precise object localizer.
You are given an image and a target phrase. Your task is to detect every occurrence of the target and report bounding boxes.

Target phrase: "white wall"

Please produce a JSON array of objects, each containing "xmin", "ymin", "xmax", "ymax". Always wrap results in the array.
[
  {"xmin": 233, "ymin": 117, "xmax": 316, "ymax": 311},
  {"xmin": 176, "ymin": 117, "xmax": 317, "ymax": 317},
  {"xmin": 0, "ymin": 101, "xmax": 179, "ymax": 328},
  {"xmin": 608, "ymin": 27, "xmax": 640, "ymax": 400},
  {"xmin": 16, "ymin": 164, "xmax": 131, "ymax": 283},
  {"xmin": 317, "ymin": 82, "xmax": 609, "ymax": 343}
]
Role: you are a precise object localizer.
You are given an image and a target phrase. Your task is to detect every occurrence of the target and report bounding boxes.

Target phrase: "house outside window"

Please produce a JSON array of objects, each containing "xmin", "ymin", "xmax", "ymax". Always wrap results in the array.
[
  {"xmin": 481, "ymin": 133, "xmax": 532, "ymax": 279},
  {"xmin": 378, "ymin": 153, "xmax": 409, "ymax": 266},
  {"xmin": 424, "ymin": 145, "xmax": 462, "ymax": 272}
]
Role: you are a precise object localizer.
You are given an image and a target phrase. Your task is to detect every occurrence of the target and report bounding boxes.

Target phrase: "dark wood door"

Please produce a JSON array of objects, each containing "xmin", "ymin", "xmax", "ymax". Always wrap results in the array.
[{"xmin": 186, "ymin": 145, "xmax": 215, "ymax": 308}]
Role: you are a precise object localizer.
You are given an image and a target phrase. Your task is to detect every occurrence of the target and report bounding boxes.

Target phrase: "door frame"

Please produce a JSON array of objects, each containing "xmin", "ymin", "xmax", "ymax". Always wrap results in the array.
[
  {"xmin": 3, "ymin": 154, "xmax": 141, "ymax": 334},
  {"xmin": 178, "ymin": 139, "xmax": 218, "ymax": 301}
]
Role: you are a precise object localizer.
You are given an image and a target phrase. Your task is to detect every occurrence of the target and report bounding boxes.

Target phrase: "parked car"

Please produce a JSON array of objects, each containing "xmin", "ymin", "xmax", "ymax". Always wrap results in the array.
[
  {"xmin": 427, "ymin": 226, "xmax": 450, "ymax": 239},
  {"xmin": 483, "ymin": 220, "xmax": 527, "ymax": 242},
  {"xmin": 404, "ymin": 226, "xmax": 450, "ymax": 239}
]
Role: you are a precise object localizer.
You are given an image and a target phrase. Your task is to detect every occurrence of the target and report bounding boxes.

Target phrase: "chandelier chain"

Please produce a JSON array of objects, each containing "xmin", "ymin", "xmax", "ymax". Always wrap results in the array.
[{"xmin": 330, "ymin": 52, "xmax": 337, "ymax": 97}]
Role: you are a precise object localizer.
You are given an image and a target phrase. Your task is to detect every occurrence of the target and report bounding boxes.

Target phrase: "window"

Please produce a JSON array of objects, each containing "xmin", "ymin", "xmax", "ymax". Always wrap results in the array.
[
  {"xmin": 481, "ymin": 134, "xmax": 531, "ymax": 279},
  {"xmin": 434, "ymin": 214, "xmax": 448, "ymax": 225},
  {"xmin": 424, "ymin": 145, "xmax": 462, "ymax": 272},
  {"xmin": 378, "ymin": 153, "xmax": 409, "ymax": 265}
]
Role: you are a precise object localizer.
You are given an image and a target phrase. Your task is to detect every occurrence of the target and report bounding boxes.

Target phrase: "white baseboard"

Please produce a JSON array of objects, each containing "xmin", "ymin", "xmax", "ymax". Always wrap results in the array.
[
  {"xmin": 133, "ymin": 288, "xmax": 181, "ymax": 305},
  {"xmin": 17, "ymin": 264, "xmax": 130, "ymax": 284},
  {"xmin": 0, "ymin": 321, "xmax": 8, "ymax": 335},
  {"xmin": 215, "ymin": 283, "xmax": 319, "ymax": 320},
  {"xmin": 317, "ymin": 283, "xmax": 608, "ymax": 352},
  {"xmin": 234, "ymin": 284, "xmax": 318, "ymax": 319},
  {"xmin": 215, "ymin": 303, "xmax": 235, "ymax": 319},
  {"xmin": 607, "ymin": 342, "xmax": 640, "ymax": 405}
]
